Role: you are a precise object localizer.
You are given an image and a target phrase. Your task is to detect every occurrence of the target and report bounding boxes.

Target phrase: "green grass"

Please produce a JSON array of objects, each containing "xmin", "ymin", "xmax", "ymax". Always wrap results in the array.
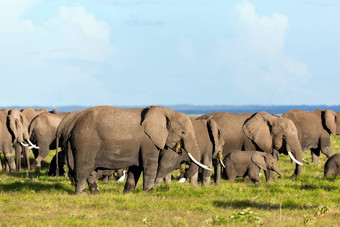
[{"xmin": 0, "ymin": 139, "xmax": 339, "ymax": 226}]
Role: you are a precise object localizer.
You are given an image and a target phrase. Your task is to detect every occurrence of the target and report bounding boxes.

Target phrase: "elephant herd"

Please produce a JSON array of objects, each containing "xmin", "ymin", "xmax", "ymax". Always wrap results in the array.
[{"xmin": 0, "ymin": 106, "xmax": 339, "ymax": 195}]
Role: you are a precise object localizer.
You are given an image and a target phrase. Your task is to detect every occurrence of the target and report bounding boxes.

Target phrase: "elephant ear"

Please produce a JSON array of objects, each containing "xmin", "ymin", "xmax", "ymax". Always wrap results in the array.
[
  {"xmin": 207, "ymin": 119, "xmax": 222, "ymax": 155},
  {"xmin": 243, "ymin": 112, "xmax": 273, "ymax": 153},
  {"xmin": 324, "ymin": 109, "xmax": 337, "ymax": 138},
  {"xmin": 251, "ymin": 152, "xmax": 268, "ymax": 171},
  {"xmin": 142, "ymin": 106, "xmax": 170, "ymax": 150},
  {"xmin": 8, "ymin": 115, "xmax": 23, "ymax": 142}
]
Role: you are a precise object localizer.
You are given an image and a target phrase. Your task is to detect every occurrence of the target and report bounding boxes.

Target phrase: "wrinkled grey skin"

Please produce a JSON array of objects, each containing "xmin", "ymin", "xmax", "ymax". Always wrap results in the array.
[
  {"xmin": 155, "ymin": 118, "xmax": 225, "ymax": 186},
  {"xmin": 224, "ymin": 150, "xmax": 283, "ymax": 183},
  {"xmin": 56, "ymin": 106, "xmax": 203, "ymax": 195},
  {"xmin": 0, "ymin": 109, "xmax": 16, "ymax": 171},
  {"xmin": 197, "ymin": 111, "xmax": 303, "ymax": 181},
  {"xmin": 324, "ymin": 153, "xmax": 340, "ymax": 177},
  {"xmin": 7, "ymin": 108, "xmax": 51, "ymax": 170},
  {"xmin": 283, "ymin": 109, "xmax": 339, "ymax": 163},
  {"xmin": 29, "ymin": 112, "xmax": 69, "ymax": 170}
]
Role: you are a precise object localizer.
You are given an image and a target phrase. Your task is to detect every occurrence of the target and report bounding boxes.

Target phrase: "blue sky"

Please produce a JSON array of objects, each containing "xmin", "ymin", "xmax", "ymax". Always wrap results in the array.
[{"xmin": 1, "ymin": 0, "xmax": 340, "ymax": 106}]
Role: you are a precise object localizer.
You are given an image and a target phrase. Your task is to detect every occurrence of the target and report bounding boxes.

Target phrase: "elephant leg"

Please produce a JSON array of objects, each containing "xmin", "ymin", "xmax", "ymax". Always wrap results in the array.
[
  {"xmin": 264, "ymin": 170, "xmax": 274, "ymax": 181},
  {"xmin": 124, "ymin": 166, "xmax": 142, "ymax": 193},
  {"xmin": 15, "ymin": 144, "xmax": 22, "ymax": 171},
  {"xmin": 75, "ymin": 168, "xmax": 93, "ymax": 195},
  {"xmin": 141, "ymin": 142, "xmax": 159, "ymax": 191},
  {"xmin": 189, "ymin": 171, "xmax": 198, "ymax": 187},
  {"xmin": 213, "ymin": 159, "xmax": 221, "ymax": 186},
  {"xmin": 311, "ymin": 148, "xmax": 320, "ymax": 163},
  {"xmin": 23, "ymin": 146, "xmax": 30, "ymax": 170},
  {"xmin": 248, "ymin": 169, "xmax": 263, "ymax": 184},
  {"xmin": 31, "ymin": 141, "xmax": 50, "ymax": 170},
  {"xmin": 201, "ymin": 155, "xmax": 211, "ymax": 186},
  {"xmin": 164, "ymin": 173, "xmax": 172, "ymax": 185},
  {"xmin": 225, "ymin": 163, "xmax": 237, "ymax": 181},
  {"xmin": 87, "ymin": 171, "xmax": 100, "ymax": 195},
  {"xmin": 321, "ymin": 146, "xmax": 335, "ymax": 158}
]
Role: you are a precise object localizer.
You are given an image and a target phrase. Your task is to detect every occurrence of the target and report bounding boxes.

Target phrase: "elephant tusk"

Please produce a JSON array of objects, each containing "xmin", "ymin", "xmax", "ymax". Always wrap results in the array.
[
  {"xmin": 288, "ymin": 151, "xmax": 303, "ymax": 166},
  {"xmin": 20, "ymin": 142, "xmax": 29, "ymax": 147},
  {"xmin": 178, "ymin": 178, "xmax": 186, "ymax": 183},
  {"xmin": 27, "ymin": 139, "xmax": 39, "ymax": 149},
  {"xmin": 187, "ymin": 153, "xmax": 212, "ymax": 171},
  {"xmin": 219, "ymin": 157, "xmax": 226, "ymax": 169},
  {"xmin": 117, "ymin": 170, "xmax": 126, "ymax": 183}
]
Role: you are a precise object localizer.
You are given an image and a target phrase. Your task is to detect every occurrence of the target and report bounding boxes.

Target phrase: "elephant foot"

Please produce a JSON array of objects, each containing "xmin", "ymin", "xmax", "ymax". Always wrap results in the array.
[
  {"xmin": 289, "ymin": 174, "xmax": 297, "ymax": 180},
  {"xmin": 75, "ymin": 188, "xmax": 86, "ymax": 195},
  {"xmin": 154, "ymin": 177, "xmax": 163, "ymax": 186},
  {"xmin": 89, "ymin": 183, "xmax": 100, "ymax": 195},
  {"xmin": 75, "ymin": 181, "xmax": 87, "ymax": 195},
  {"xmin": 144, "ymin": 187, "xmax": 153, "ymax": 192},
  {"xmin": 35, "ymin": 167, "xmax": 41, "ymax": 174}
]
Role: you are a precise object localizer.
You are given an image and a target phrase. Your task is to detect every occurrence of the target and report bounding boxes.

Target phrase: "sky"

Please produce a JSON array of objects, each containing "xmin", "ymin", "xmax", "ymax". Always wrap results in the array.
[{"xmin": 1, "ymin": 0, "xmax": 340, "ymax": 107}]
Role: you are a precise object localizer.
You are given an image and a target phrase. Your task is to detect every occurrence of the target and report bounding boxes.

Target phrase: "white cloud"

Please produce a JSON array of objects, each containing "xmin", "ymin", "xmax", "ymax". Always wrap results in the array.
[
  {"xmin": 0, "ymin": 2, "xmax": 114, "ymax": 106},
  {"xmin": 209, "ymin": 1, "xmax": 309, "ymax": 104}
]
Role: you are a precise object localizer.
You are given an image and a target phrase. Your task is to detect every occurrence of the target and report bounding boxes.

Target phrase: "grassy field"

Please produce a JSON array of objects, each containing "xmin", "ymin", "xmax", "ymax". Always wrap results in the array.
[{"xmin": 0, "ymin": 139, "xmax": 339, "ymax": 226}]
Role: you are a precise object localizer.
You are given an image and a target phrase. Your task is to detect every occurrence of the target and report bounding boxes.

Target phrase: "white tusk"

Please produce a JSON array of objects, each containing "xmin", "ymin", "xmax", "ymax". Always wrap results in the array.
[
  {"xmin": 259, "ymin": 172, "xmax": 262, "ymax": 177},
  {"xmin": 288, "ymin": 151, "xmax": 303, "ymax": 166},
  {"xmin": 178, "ymin": 178, "xmax": 186, "ymax": 183},
  {"xmin": 188, "ymin": 153, "xmax": 212, "ymax": 171},
  {"xmin": 219, "ymin": 158, "xmax": 226, "ymax": 168},
  {"xmin": 27, "ymin": 139, "xmax": 39, "ymax": 149},
  {"xmin": 117, "ymin": 170, "xmax": 126, "ymax": 183},
  {"xmin": 20, "ymin": 142, "xmax": 29, "ymax": 147}
]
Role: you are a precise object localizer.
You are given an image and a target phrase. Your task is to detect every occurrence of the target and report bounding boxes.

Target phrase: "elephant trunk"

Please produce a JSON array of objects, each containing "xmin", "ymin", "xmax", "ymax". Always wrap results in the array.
[
  {"xmin": 286, "ymin": 135, "xmax": 303, "ymax": 179},
  {"xmin": 183, "ymin": 134, "xmax": 212, "ymax": 178},
  {"xmin": 273, "ymin": 165, "xmax": 283, "ymax": 178},
  {"xmin": 155, "ymin": 148, "xmax": 181, "ymax": 185}
]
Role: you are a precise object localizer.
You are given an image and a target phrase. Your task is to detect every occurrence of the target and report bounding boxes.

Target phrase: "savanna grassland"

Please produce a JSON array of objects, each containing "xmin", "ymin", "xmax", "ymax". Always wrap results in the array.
[{"xmin": 0, "ymin": 133, "xmax": 339, "ymax": 226}]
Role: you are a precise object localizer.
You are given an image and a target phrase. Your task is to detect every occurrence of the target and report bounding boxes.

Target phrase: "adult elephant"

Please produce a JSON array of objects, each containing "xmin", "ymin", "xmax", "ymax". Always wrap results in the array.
[
  {"xmin": 282, "ymin": 109, "xmax": 339, "ymax": 163},
  {"xmin": 29, "ymin": 111, "xmax": 70, "ymax": 171},
  {"xmin": 0, "ymin": 109, "xmax": 16, "ymax": 171},
  {"xmin": 197, "ymin": 111, "xmax": 303, "ymax": 180},
  {"xmin": 155, "ymin": 118, "xmax": 225, "ymax": 186},
  {"xmin": 56, "ymin": 106, "xmax": 211, "ymax": 194},
  {"xmin": 7, "ymin": 108, "xmax": 52, "ymax": 170}
]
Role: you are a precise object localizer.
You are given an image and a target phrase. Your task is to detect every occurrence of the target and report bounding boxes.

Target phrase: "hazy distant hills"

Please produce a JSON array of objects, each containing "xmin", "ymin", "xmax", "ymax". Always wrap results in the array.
[{"xmin": 3, "ymin": 105, "xmax": 340, "ymax": 115}]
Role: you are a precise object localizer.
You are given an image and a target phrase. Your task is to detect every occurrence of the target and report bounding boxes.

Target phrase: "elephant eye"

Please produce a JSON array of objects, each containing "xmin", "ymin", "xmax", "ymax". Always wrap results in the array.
[{"xmin": 182, "ymin": 131, "xmax": 186, "ymax": 135}]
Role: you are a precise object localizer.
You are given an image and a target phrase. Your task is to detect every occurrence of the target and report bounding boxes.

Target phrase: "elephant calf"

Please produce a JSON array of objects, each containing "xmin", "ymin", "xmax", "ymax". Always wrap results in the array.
[
  {"xmin": 324, "ymin": 153, "xmax": 340, "ymax": 177},
  {"xmin": 224, "ymin": 150, "xmax": 283, "ymax": 183}
]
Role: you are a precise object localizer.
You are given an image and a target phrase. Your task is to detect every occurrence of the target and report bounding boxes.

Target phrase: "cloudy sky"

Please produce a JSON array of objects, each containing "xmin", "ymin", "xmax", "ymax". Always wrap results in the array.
[{"xmin": 1, "ymin": 0, "xmax": 339, "ymax": 106}]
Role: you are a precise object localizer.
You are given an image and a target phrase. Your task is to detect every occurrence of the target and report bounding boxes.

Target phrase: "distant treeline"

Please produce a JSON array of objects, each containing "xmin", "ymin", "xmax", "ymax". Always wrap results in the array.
[{"xmin": 3, "ymin": 105, "xmax": 340, "ymax": 115}]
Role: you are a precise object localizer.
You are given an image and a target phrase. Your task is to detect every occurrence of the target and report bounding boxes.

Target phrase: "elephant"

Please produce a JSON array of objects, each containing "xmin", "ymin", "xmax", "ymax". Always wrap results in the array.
[
  {"xmin": 7, "ymin": 108, "xmax": 52, "ymax": 170},
  {"xmin": 0, "ymin": 109, "xmax": 16, "ymax": 171},
  {"xmin": 56, "ymin": 106, "xmax": 211, "ymax": 194},
  {"xmin": 223, "ymin": 150, "xmax": 283, "ymax": 183},
  {"xmin": 324, "ymin": 153, "xmax": 340, "ymax": 177},
  {"xmin": 282, "ymin": 109, "xmax": 339, "ymax": 163},
  {"xmin": 155, "ymin": 118, "xmax": 225, "ymax": 186},
  {"xmin": 28, "ymin": 111, "xmax": 69, "ymax": 171},
  {"xmin": 197, "ymin": 111, "xmax": 303, "ymax": 181}
]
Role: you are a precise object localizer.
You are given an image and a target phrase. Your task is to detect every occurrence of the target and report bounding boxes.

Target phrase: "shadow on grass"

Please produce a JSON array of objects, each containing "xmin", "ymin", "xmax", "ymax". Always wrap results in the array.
[
  {"xmin": 286, "ymin": 183, "xmax": 338, "ymax": 191},
  {"xmin": 0, "ymin": 180, "xmax": 74, "ymax": 194},
  {"xmin": 213, "ymin": 199, "xmax": 318, "ymax": 210}
]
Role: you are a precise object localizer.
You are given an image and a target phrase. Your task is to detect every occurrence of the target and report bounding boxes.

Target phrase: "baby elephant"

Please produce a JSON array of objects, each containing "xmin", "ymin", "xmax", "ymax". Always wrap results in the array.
[
  {"xmin": 324, "ymin": 153, "xmax": 340, "ymax": 177},
  {"xmin": 224, "ymin": 150, "xmax": 283, "ymax": 183}
]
